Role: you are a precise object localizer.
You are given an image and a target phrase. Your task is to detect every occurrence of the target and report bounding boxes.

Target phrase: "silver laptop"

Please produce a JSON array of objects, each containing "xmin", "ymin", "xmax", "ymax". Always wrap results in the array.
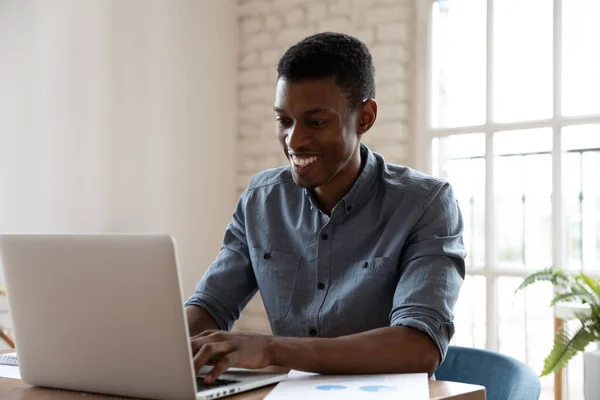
[{"xmin": 0, "ymin": 234, "xmax": 287, "ymax": 400}]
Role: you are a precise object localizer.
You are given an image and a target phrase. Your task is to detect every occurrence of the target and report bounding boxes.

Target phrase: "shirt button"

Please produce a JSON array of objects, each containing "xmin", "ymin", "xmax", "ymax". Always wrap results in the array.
[
  {"xmin": 309, "ymin": 328, "xmax": 317, "ymax": 336},
  {"xmin": 317, "ymin": 282, "xmax": 325, "ymax": 290},
  {"xmin": 263, "ymin": 253, "xmax": 271, "ymax": 260},
  {"xmin": 346, "ymin": 205, "xmax": 352, "ymax": 212},
  {"xmin": 321, "ymin": 233, "xmax": 329, "ymax": 241}
]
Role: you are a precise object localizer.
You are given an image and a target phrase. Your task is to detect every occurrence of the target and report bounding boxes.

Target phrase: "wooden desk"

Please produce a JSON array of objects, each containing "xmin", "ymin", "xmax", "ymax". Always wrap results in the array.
[
  {"xmin": 0, "ymin": 376, "xmax": 485, "ymax": 400},
  {"xmin": 0, "ymin": 348, "xmax": 484, "ymax": 399}
]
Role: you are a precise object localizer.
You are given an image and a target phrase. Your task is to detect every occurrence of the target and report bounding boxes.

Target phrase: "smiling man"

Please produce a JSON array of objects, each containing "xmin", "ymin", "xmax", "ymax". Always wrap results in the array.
[{"xmin": 184, "ymin": 32, "xmax": 465, "ymax": 384}]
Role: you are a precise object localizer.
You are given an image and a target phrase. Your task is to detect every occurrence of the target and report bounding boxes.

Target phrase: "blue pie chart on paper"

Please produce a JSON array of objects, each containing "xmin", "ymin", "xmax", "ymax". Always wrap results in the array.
[
  {"xmin": 315, "ymin": 385, "xmax": 348, "ymax": 391},
  {"xmin": 359, "ymin": 385, "xmax": 398, "ymax": 393}
]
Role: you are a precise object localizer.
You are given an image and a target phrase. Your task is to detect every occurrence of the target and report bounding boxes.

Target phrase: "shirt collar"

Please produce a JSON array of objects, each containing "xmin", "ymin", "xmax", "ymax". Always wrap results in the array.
[{"xmin": 304, "ymin": 143, "xmax": 379, "ymax": 215}]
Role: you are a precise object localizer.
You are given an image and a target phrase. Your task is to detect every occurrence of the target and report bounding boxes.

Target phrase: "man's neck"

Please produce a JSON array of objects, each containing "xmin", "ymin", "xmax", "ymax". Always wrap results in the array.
[{"xmin": 313, "ymin": 150, "xmax": 364, "ymax": 216}]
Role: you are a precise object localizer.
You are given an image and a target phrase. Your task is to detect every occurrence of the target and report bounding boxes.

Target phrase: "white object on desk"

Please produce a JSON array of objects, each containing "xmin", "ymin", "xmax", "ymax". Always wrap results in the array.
[
  {"xmin": 0, "ymin": 364, "xmax": 21, "ymax": 380},
  {"xmin": 0, "ymin": 365, "xmax": 20, "ymax": 380},
  {"xmin": 265, "ymin": 370, "xmax": 429, "ymax": 400},
  {"xmin": 0, "ymin": 352, "xmax": 20, "ymax": 380},
  {"xmin": 0, "ymin": 352, "xmax": 17, "ymax": 366}
]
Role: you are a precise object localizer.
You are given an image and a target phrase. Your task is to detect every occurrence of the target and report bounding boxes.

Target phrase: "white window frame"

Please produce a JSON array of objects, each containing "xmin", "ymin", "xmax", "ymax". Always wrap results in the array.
[{"xmin": 414, "ymin": 0, "xmax": 600, "ymax": 397}]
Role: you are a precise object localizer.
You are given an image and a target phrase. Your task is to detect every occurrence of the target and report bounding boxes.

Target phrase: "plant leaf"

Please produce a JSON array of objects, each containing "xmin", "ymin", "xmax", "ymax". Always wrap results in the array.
[
  {"xmin": 550, "ymin": 290, "xmax": 598, "ymax": 307},
  {"xmin": 577, "ymin": 272, "xmax": 600, "ymax": 304},
  {"xmin": 516, "ymin": 267, "xmax": 573, "ymax": 293},
  {"xmin": 541, "ymin": 325, "xmax": 599, "ymax": 376}
]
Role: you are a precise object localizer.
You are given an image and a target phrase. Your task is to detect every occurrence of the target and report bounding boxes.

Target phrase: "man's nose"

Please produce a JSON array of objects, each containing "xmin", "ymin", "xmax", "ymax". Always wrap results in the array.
[{"xmin": 285, "ymin": 123, "xmax": 310, "ymax": 150}]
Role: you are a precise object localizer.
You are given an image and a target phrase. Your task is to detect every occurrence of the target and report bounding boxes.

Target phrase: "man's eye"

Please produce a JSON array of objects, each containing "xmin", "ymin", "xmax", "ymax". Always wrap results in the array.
[
  {"xmin": 307, "ymin": 119, "xmax": 326, "ymax": 127},
  {"xmin": 276, "ymin": 117, "xmax": 293, "ymax": 127}
]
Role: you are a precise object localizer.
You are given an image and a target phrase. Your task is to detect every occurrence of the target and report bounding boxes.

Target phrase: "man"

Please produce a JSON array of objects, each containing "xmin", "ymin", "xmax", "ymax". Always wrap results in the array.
[{"xmin": 184, "ymin": 32, "xmax": 465, "ymax": 384}]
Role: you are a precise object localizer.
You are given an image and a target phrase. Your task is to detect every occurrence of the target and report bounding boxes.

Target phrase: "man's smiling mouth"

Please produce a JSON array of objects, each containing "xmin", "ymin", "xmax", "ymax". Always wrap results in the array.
[{"xmin": 291, "ymin": 155, "xmax": 319, "ymax": 167}]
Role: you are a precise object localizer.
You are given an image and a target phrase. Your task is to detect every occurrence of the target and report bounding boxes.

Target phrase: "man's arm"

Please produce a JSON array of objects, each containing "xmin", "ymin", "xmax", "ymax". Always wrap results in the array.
[
  {"xmin": 192, "ymin": 325, "xmax": 439, "ymax": 383},
  {"xmin": 389, "ymin": 181, "xmax": 465, "ymax": 363},
  {"xmin": 269, "ymin": 326, "xmax": 439, "ymax": 376},
  {"xmin": 186, "ymin": 305, "xmax": 219, "ymax": 337}
]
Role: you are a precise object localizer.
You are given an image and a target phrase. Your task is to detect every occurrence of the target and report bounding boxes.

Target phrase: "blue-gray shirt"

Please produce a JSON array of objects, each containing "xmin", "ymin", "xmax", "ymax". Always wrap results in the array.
[{"xmin": 186, "ymin": 144, "xmax": 465, "ymax": 360}]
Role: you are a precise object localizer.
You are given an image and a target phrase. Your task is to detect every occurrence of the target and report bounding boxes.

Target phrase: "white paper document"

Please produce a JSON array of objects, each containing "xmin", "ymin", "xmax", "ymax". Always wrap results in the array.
[
  {"xmin": 265, "ymin": 370, "xmax": 429, "ymax": 400},
  {"xmin": 0, "ymin": 365, "xmax": 21, "ymax": 380}
]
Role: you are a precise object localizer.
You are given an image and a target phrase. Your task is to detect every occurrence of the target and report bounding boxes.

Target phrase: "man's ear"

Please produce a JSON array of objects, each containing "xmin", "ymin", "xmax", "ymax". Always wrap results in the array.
[{"xmin": 357, "ymin": 98, "xmax": 377, "ymax": 135}]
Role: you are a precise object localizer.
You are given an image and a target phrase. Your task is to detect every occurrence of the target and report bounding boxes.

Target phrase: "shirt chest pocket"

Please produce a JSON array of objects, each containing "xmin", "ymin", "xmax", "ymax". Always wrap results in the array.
[
  {"xmin": 348, "ymin": 256, "xmax": 396, "ymax": 276},
  {"xmin": 250, "ymin": 247, "xmax": 301, "ymax": 320},
  {"xmin": 331, "ymin": 256, "xmax": 398, "ymax": 330}
]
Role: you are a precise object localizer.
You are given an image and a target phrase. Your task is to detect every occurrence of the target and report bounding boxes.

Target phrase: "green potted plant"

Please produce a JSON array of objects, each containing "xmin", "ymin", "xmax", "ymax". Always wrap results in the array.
[{"xmin": 517, "ymin": 267, "xmax": 600, "ymax": 399}]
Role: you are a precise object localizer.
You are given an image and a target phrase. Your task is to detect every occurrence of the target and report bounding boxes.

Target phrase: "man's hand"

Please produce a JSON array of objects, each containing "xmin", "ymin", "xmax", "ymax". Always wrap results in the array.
[{"xmin": 191, "ymin": 330, "xmax": 274, "ymax": 383}]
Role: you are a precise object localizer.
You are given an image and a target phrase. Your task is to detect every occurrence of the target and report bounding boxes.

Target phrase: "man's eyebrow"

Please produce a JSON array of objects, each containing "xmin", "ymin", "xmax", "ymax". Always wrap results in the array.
[
  {"xmin": 273, "ymin": 107, "xmax": 331, "ymax": 114},
  {"xmin": 304, "ymin": 108, "xmax": 330, "ymax": 115}
]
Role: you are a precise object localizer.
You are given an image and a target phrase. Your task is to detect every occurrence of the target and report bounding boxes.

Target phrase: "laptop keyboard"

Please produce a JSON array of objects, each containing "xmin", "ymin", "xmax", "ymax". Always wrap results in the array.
[{"xmin": 196, "ymin": 377, "xmax": 241, "ymax": 391}]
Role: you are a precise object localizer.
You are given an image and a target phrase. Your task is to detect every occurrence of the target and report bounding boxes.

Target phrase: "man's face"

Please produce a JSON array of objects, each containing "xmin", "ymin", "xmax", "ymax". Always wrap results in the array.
[{"xmin": 273, "ymin": 78, "xmax": 360, "ymax": 189}]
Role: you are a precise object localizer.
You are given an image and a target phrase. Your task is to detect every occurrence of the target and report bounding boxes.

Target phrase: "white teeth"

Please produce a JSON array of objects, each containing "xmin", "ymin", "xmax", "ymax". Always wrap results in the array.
[{"xmin": 291, "ymin": 156, "xmax": 318, "ymax": 167}]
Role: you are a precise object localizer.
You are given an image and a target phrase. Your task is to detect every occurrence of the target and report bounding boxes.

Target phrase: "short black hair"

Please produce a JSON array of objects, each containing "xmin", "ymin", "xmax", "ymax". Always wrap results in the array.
[{"xmin": 277, "ymin": 32, "xmax": 375, "ymax": 110}]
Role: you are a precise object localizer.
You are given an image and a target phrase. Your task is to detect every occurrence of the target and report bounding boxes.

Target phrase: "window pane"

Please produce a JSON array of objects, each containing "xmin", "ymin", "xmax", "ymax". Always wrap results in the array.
[
  {"xmin": 563, "ymin": 124, "xmax": 600, "ymax": 151},
  {"xmin": 493, "ymin": 0, "xmax": 553, "ymax": 122},
  {"xmin": 498, "ymin": 277, "xmax": 555, "ymax": 400},
  {"xmin": 523, "ymin": 155, "xmax": 553, "ymax": 270},
  {"xmin": 494, "ymin": 129, "xmax": 552, "ymax": 156},
  {"xmin": 498, "ymin": 277, "xmax": 526, "ymax": 361},
  {"xmin": 445, "ymin": 159, "xmax": 486, "ymax": 268},
  {"xmin": 495, "ymin": 155, "xmax": 525, "ymax": 267},
  {"xmin": 495, "ymin": 130, "xmax": 553, "ymax": 270},
  {"xmin": 564, "ymin": 151, "xmax": 583, "ymax": 271},
  {"xmin": 525, "ymin": 282, "xmax": 555, "ymax": 400},
  {"xmin": 432, "ymin": 134, "xmax": 485, "ymax": 268},
  {"xmin": 562, "ymin": 0, "xmax": 600, "ymax": 116},
  {"xmin": 451, "ymin": 275, "xmax": 486, "ymax": 348},
  {"xmin": 563, "ymin": 125, "xmax": 600, "ymax": 271},
  {"xmin": 433, "ymin": 133, "xmax": 486, "ymax": 160},
  {"xmin": 430, "ymin": 0, "xmax": 486, "ymax": 128},
  {"xmin": 582, "ymin": 151, "xmax": 600, "ymax": 272}
]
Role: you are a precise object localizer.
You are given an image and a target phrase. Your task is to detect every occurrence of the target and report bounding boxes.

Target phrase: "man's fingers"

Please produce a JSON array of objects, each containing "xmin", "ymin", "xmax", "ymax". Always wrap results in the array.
[
  {"xmin": 193, "ymin": 341, "xmax": 234, "ymax": 373},
  {"xmin": 190, "ymin": 331, "xmax": 226, "ymax": 355},
  {"xmin": 197, "ymin": 330, "xmax": 220, "ymax": 337},
  {"xmin": 205, "ymin": 353, "xmax": 237, "ymax": 384}
]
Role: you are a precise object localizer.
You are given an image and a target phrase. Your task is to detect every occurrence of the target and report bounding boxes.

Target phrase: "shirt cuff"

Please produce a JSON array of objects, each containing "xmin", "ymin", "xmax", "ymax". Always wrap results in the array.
[
  {"xmin": 185, "ymin": 291, "xmax": 233, "ymax": 331},
  {"xmin": 390, "ymin": 310, "xmax": 454, "ymax": 363}
]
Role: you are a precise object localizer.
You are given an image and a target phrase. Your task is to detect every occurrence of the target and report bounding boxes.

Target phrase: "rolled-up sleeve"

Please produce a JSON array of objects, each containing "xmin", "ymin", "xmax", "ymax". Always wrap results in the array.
[
  {"xmin": 390, "ymin": 181, "xmax": 466, "ymax": 362},
  {"xmin": 184, "ymin": 191, "xmax": 257, "ymax": 331}
]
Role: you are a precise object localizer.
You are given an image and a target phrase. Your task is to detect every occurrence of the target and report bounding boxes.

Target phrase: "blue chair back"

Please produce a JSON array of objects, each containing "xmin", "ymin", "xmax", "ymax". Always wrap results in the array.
[{"xmin": 434, "ymin": 346, "xmax": 541, "ymax": 400}]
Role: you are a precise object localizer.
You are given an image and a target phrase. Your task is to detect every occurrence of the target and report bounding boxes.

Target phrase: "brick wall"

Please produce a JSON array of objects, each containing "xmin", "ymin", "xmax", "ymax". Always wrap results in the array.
[{"xmin": 235, "ymin": 0, "xmax": 416, "ymax": 333}]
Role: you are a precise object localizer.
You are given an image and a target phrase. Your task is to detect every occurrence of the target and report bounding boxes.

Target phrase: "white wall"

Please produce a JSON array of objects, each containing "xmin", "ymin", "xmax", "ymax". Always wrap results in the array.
[{"xmin": 0, "ymin": 0, "xmax": 238, "ymax": 299}]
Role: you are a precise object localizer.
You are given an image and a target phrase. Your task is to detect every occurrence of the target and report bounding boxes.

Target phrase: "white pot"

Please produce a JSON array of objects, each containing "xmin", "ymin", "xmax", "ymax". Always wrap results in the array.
[{"xmin": 584, "ymin": 342, "xmax": 600, "ymax": 400}]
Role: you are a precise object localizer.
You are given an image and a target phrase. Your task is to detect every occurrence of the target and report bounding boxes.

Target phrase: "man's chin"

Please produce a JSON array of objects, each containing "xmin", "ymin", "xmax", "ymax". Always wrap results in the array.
[
  {"xmin": 292, "ymin": 178, "xmax": 316, "ymax": 190},
  {"xmin": 291, "ymin": 173, "xmax": 319, "ymax": 190}
]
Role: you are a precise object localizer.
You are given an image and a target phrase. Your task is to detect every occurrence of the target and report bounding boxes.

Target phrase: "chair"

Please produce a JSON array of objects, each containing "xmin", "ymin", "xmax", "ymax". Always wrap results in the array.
[{"xmin": 434, "ymin": 345, "xmax": 541, "ymax": 400}]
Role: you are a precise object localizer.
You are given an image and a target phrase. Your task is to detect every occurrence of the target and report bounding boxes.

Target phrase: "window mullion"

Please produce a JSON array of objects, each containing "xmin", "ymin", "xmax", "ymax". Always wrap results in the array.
[
  {"xmin": 552, "ymin": 0, "xmax": 565, "ymax": 313},
  {"xmin": 484, "ymin": 0, "xmax": 498, "ymax": 353},
  {"xmin": 552, "ymin": 0, "xmax": 567, "ymax": 397},
  {"xmin": 485, "ymin": 133, "xmax": 498, "ymax": 352}
]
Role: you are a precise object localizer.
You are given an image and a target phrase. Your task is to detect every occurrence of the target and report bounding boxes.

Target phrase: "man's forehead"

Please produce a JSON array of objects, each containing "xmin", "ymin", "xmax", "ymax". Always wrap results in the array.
[{"xmin": 274, "ymin": 78, "xmax": 349, "ymax": 112}]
